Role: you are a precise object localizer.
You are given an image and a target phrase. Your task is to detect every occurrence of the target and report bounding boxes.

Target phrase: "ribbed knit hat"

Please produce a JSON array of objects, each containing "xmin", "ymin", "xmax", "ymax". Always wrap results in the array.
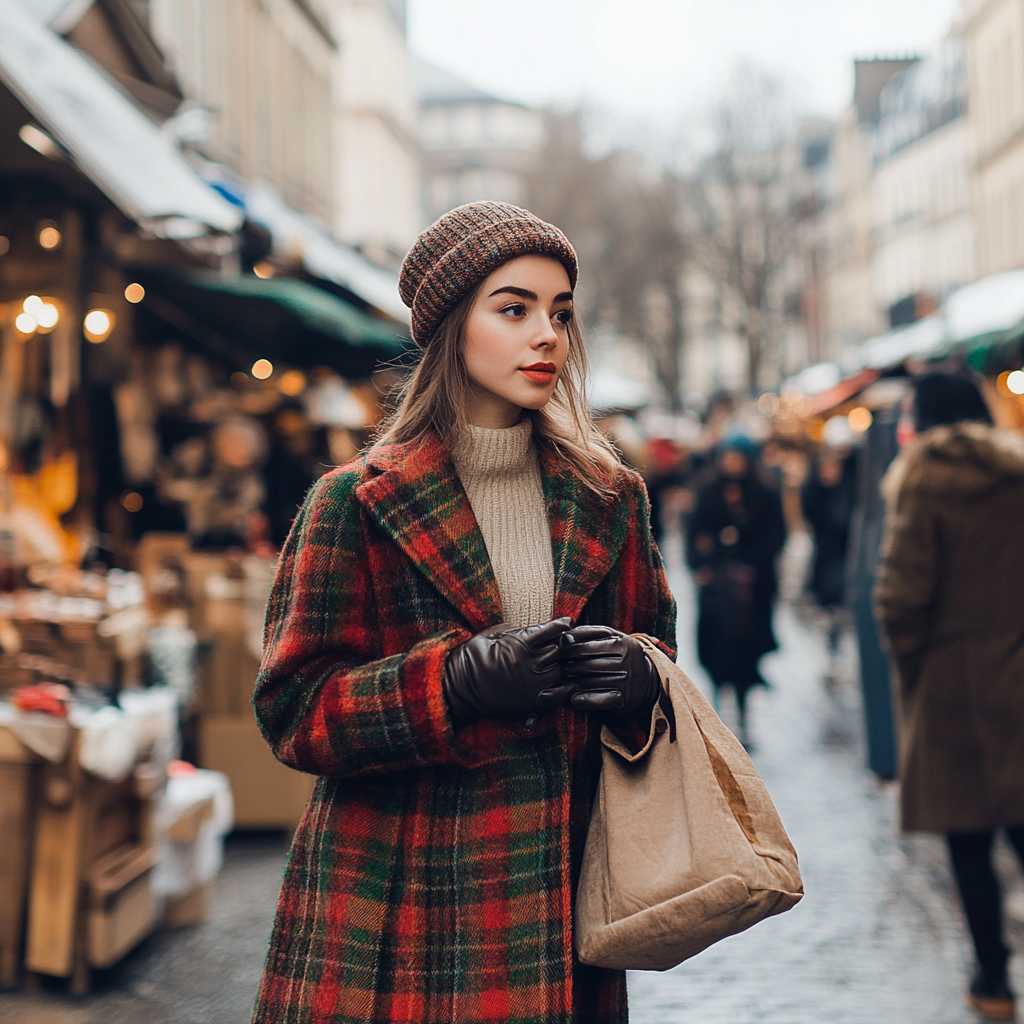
[{"xmin": 399, "ymin": 201, "xmax": 578, "ymax": 348}]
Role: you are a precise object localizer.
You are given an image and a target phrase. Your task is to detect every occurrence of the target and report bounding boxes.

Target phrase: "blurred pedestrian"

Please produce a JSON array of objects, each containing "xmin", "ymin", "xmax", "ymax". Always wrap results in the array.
[
  {"xmin": 876, "ymin": 371, "xmax": 1024, "ymax": 1021},
  {"xmin": 250, "ymin": 202, "xmax": 676, "ymax": 1024},
  {"xmin": 687, "ymin": 434, "xmax": 787, "ymax": 749},
  {"xmin": 801, "ymin": 445, "xmax": 856, "ymax": 681},
  {"xmin": 644, "ymin": 436, "xmax": 688, "ymax": 546}
]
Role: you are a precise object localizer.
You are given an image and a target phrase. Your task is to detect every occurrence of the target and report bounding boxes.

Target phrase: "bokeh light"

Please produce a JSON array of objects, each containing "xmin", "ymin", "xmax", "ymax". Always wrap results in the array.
[
  {"xmin": 278, "ymin": 370, "xmax": 306, "ymax": 396},
  {"xmin": 848, "ymin": 406, "xmax": 873, "ymax": 432},
  {"xmin": 84, "ymin": 309, "xmax": 113, "ymax": 343}
]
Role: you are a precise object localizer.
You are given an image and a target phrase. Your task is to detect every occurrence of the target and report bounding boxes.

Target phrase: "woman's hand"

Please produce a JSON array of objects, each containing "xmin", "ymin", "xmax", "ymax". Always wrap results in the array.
[
  {"xmin": 558, "ymin": 625, "xmax": 661, "ymax": 715},
  {"xmin": 442, "ymin": 617, "xmax": 575, "ymax": 726}
]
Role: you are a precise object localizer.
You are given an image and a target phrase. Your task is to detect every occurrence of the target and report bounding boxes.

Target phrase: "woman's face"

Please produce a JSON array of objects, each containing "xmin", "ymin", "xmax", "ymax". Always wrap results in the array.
[{"xmin": 461, "ymin": 255, "xmax": 573, "ymax": 428}]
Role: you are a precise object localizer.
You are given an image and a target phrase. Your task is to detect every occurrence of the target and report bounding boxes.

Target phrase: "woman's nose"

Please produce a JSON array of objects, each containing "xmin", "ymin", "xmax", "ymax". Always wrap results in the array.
[{"xmin": 532, "ymin": 317, "xmax": 558, "ymax": 348}]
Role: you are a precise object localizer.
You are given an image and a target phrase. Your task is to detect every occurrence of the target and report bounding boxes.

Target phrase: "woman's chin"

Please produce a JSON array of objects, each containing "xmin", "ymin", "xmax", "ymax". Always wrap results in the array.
[{"xmin": 511, "ymin": 386, "xmax": 556, "ymax": 411}]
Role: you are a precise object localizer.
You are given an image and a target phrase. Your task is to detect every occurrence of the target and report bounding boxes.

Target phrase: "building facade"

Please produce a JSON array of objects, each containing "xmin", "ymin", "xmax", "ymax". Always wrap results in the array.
[
  {"xmin": 415, "ymin": 59, "xmax": 547, "ymax": 224},
  {"xmin": 962, "ymin": 0, "xmax": 1024, "ymax": 275},
  {"xmin": 821, "ymin": 58, "xmax": 920, "ymax": 352},
  {"xmin": 146, "ymin": 0, "xmax": 337, "ymax": 223},
  {"xmin": 871, "ymin": 36, "xmax": 974, "ymax": 324},
  {"xmin": 329, "ymin": 0, "xmax": 419, "ymax": 261}
]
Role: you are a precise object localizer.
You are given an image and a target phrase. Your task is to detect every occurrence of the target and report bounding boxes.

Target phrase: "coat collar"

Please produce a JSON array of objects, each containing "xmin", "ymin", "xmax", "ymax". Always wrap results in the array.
[{"xmin": 354, "ymin": 430, "xmax": 629, "ymax": 631}]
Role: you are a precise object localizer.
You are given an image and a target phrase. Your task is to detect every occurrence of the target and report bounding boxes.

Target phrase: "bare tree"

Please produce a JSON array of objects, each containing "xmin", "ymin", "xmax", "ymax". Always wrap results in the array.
[
  {"xmin": 688, "ymin": 64, "xmax": 801, "ymax": 393},
  {"xmin": 526, "ymin": 108, "xmax": 692, "ymax": 411}
]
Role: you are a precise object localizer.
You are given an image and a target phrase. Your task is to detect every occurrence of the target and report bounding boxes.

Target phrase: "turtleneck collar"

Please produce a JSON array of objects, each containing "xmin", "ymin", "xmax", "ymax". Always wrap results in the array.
[{"xmin": 452, "ymin": 417, "xmax": 534, "ymax": 477}]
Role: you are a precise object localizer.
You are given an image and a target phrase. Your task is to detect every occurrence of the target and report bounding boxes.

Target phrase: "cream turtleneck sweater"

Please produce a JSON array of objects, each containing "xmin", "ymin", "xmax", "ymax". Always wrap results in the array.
[{"xmin": 451, "ymin": 418, "xmax": 555, "ymax": 627}]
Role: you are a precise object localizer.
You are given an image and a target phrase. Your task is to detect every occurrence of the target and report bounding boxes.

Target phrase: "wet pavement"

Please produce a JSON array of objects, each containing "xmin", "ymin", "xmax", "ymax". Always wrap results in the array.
[{"xmin": 4, "ymin": 532, "xmax": 1023, "ymax": 1023}]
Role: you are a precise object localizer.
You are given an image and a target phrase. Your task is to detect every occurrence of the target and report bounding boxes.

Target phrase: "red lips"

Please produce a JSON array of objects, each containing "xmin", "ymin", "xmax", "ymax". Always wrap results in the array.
[{"xmin": 521, "ymin": 362, "xmax": 556, "ymax": 372}]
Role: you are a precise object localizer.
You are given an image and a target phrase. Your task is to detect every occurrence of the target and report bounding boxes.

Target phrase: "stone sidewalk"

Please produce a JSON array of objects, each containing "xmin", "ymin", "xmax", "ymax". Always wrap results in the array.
[
  {"xmin": 630, "ymin": 542, "xmax": 1024, "ymax": 1023},
  {"xmin": 4, "ymin": 541, "xmax": 1022, "ymax": 1023}
]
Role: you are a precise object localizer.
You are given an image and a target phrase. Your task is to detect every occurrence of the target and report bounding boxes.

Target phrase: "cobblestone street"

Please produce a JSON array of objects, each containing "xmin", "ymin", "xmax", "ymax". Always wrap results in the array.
[{"xmin": 4, "ymin": 537, "xmax": 1022, "ymax": 1024}]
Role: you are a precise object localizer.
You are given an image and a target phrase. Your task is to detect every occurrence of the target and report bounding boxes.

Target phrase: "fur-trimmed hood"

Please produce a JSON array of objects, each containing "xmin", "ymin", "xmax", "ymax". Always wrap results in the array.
[{"xmin": 883, "ymin": 421, "xmax": 1024, "ymax": 503}]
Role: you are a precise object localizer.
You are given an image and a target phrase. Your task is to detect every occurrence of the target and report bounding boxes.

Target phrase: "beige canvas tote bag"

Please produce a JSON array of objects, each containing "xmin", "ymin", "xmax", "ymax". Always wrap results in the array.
[{"xmin": 575, "ymin": 634, "xmax": 804, "ymax": 971}]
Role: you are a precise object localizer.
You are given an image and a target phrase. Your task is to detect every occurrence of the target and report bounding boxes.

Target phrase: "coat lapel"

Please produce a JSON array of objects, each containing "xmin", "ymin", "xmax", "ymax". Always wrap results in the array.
[
  {"xmin": 355, "ymin": 431, "xmax": 630, "ymax": 631},
  {"xmin": 355, "ymin": 432, "xmax": 503, "ymax": 632},
  {"xmin": 539, "ymin": 444, "xmax": 629, "ymax": 622}
]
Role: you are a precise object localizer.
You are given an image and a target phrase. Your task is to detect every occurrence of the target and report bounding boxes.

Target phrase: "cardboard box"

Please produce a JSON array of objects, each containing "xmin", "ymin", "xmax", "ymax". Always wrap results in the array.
[
  {"xmin": 163, "ymin": 880, "xmax": 213, "ymax": 928},
  {"xmin": 199, "ymin": 716, "xmax": 313, "ymax": 830}
]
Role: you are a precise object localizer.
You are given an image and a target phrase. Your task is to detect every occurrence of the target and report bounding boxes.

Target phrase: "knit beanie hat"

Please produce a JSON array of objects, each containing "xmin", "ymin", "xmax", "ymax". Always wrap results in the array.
[{"xmin": 399, "ymin": 201, "xmax": 578, "ymax": 348}]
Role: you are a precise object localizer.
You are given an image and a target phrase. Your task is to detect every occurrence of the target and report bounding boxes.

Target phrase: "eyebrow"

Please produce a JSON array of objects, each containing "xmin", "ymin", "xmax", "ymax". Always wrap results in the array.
[{"xmin": 487, "ymin": 286, "xmax": 574, "ymax": 304}]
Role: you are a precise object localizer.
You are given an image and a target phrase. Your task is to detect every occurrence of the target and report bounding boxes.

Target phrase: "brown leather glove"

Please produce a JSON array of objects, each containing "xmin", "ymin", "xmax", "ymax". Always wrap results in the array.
[
  {"xmin": 558, "ymin": 625, "xmax": 661, "ymax": 715},
  {"xmin": 442, "ymin": 617, "xmax": 574, "ymax": 726}
]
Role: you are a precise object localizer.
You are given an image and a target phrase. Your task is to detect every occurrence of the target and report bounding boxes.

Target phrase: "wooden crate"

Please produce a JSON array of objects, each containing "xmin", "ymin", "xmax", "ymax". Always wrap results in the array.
[
  {"xmin": 25, "ymin": 735, "xmax": 162, "ymax": 994},
  {"xmin": 87, "ymin": 845, "xmax": 158, "ymax": 968},
  {"xmin": 0, "ymin": 727, "xmax": 39, "ymax": 989}
]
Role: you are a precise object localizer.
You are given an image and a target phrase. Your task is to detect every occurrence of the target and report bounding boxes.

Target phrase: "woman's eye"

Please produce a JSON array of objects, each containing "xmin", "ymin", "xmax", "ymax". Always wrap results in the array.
[
  {"xmin": 500, "ymin": 303, "xmax": 526, "ymax": 318},
  {"xmin": 555, "ymin": 309, "xmax": 574, "ymax": 325}
]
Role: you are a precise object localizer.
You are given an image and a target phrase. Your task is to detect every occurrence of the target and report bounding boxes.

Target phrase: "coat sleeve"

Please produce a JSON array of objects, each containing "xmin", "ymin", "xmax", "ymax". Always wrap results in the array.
[
  {"xmin": 601, "ymin": 473, "xmax": 679, "ymax": 753},
  {"xmin": 252, "ymin": 469, "xmax": 475, "ymax": 778},
  {"xmin": 621, "ymin": 471, "xmax": 678, "ymax": 660},
  {"xmin": 874, "ymin": 473, "xmax": 939, "ymax": 666}
]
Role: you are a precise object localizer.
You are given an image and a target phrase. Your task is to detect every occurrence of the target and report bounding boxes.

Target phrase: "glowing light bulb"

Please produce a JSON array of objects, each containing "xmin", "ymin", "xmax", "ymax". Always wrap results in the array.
[
  {"xmin": 15, "ymin": 313, "xmax": 37, "ymax": 335},
  {"xmin": 84, "ymin": 309, "xmax": 113, "ymax": 343},
  {"xmin": 36, "ymin": 302, "xmax": 59, "ymax": 331},
  {"xmin": 278, "ymin": 370, "xmax": 306, "ymax": 396},
  {"xmin": 37, "ymin": 223, "xmax": 61, "ymax": 250},
  {"xmin": 251, "ymin": 358, "xmax": 273, "ymax": 380},
  {"xmin": 848, "ymin": 407, "xmax": 873, "ymax": 433}
]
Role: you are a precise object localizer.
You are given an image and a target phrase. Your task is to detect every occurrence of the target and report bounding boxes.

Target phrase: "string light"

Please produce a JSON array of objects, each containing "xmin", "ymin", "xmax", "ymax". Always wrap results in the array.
[
  {"xmin": 1007, "ymin": 370, "xmax": 1024, "ymax": 396},
  {"xmin": 848, "ymin": 407, "xmax": 873, "ymax": 433},
  {"xmin": 84, "ymin": 309, "xmax": 113, "ymax": 343},
  {"xmin": 251, "ymin": 358, "xmax": 273, "ymax": 380},
  {"xmin": 124, "ymin": 283, "xmax": 145, "ymax": 304},
  {"xmin": 36, "ymin": 302, "xmax": 59, "ymax": 331},
  {"xmin": 37, "ymin": 221, "xmax": 61, "ymax": 250},
  {"xmin": 15, "ymin": 313, "xmax": 37, "ymax": 335},
  {"xmin": 253, "ymin": 261, "xmax": 275, "ymax": 280},
  {"xmin": 278, "ymin": 370, "xmax": 306, "ymax": 396}
]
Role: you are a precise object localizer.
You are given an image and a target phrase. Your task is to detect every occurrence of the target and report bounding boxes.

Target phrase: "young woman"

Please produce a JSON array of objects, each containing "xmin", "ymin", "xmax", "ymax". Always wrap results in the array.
[
  {"xmin": 876, "ymin": 372, "xmax": 1024, "ymax": 1021},
  {"xmin": 250, "ymin": 201, "xmax": 677, "ymax": 1024}
]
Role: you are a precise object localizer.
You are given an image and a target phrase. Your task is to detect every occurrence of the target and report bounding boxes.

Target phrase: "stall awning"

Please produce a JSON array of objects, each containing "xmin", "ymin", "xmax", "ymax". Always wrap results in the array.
[
  {"xmin": 139, "ymin": 271, "xmax": 412, "ymax": 377},
  {"xmin": 858, "ymin": 315, "xmax": 945, "ymax": 370},
  {"xmin": 245, "ymin": 183, "xmax": 408, "ymax": 324},
  {"xmin": 804, "ymin": 369, "xmax": 880, "ymax": 418},
  {"xmin": 942, "ymin": 270, "xmax": 1024, "ymax": 351},
  {"xmin": 0, "ymin": 0, "xmax": 240, "ymax": 237}
]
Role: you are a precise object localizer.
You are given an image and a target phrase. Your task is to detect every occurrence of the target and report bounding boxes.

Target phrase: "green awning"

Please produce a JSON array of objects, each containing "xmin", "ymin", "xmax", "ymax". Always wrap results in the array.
[{"xmin": 139, "ymin": 270, "xmax": 412, "ymax": 376}]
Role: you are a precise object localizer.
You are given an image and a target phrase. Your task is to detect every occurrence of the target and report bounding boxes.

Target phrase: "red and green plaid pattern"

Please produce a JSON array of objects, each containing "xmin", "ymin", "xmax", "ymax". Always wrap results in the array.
[{"xmin": 251, "ymin": 432, "xmax": 677, "ymax": 1023}]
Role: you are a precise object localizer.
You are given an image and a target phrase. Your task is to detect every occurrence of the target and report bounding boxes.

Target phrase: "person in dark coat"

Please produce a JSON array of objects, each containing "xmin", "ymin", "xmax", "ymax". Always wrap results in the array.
[
  {"xmin": 801, "ymin": 446, "xmax": 856, "ymax": 675},
  {"xmin": 876, "ymin": 371, "xmax": 1024, "ymax": 1021},
  {"xmin": 687, "ymin": 435, "xmax": 786, "ymax": 749}
]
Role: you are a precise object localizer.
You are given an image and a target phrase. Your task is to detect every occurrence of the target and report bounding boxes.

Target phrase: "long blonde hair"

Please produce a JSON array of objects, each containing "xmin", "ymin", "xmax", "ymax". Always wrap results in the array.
[{"xmin": 370, "ymin": 285, "xmax": 624, "ymax": 500}]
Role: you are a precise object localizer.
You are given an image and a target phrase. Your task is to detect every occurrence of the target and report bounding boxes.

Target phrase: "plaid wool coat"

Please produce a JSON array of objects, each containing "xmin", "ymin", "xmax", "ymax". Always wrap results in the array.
[{"xmin": 251, "ymin": 430, "xmax": 678, "ymax": 1024}]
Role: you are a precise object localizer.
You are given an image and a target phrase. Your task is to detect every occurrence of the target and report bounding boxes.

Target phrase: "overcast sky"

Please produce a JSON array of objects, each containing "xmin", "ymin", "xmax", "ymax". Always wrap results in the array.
[{"xmin": 409, "ymin": 0, "xmax": 961, "ymax": 123}]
